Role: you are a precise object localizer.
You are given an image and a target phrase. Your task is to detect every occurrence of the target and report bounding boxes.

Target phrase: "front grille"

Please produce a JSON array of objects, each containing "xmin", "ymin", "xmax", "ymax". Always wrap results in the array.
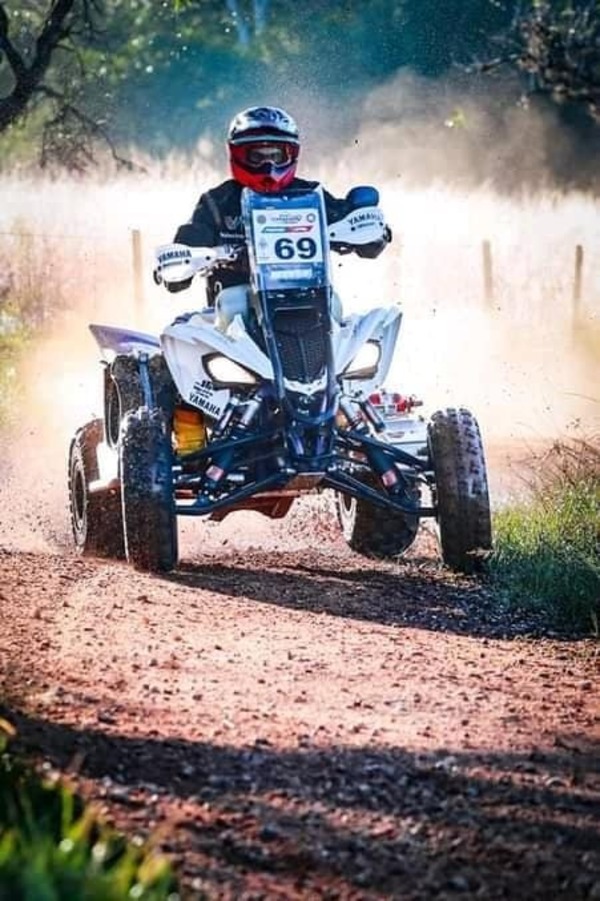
[{"xmin": 273, "ymin": 308, "xmax": 328, "ymax": 383}]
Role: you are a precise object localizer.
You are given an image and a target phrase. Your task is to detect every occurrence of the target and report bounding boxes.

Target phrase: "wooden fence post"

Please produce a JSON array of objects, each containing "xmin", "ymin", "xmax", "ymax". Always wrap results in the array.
[
  {"xmin": 573, "ymin": 244, "xmax": 583, "ymax": 319},
  {"xmin": 131, "ymin": 228, "xmax": 144, "ymax": 321},
  {"xmin": 482, "ymin": 240, "xmax": 494, "ymax": 307}
]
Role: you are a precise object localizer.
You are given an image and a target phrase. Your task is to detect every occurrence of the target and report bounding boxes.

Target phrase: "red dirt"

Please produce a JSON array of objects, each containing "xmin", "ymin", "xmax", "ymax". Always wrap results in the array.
[{"xmin": 0, "ymin": 500, "xmax": 599, "ymax": 899}]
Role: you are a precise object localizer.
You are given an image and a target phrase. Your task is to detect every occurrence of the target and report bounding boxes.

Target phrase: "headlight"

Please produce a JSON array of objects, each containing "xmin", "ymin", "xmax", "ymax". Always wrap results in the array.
[
  {"xmin": 204, "ymin": 354, "xmax": 259, "ymax": 387},
  {"xmin": 343, "ymin": 341, "xmax": 381, "ymax": 379}
]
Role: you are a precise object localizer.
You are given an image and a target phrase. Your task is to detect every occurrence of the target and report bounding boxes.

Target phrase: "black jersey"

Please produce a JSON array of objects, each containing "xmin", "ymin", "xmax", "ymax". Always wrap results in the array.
[{"xmin": 172, "ymin": 178, "xmax": 350, "ymax": 300}]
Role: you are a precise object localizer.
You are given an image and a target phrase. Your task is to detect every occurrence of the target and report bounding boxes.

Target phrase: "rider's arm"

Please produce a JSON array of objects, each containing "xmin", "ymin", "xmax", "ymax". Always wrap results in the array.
[
  {"xmin": 174, "ymin": 193, "xmax": 221, "ymax": 247},
  {"xmin": 166, "ymin": 194, "xmax": 222, "ymax": 293},
  {"xmin": 322, "ymin": 188, "xmax": 351, "ymax": 224}
]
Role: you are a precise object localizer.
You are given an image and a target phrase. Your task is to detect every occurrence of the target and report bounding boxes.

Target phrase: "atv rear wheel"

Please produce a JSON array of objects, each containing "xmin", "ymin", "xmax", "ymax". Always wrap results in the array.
[
  {"xmin": 427, "ymin": 407, "xmax": 492, "ymax": 573},
  {"xmin": 120, "ymin": 408, "xmax": 178, "ymax": 572},
  {"xmin": 68, "ymin": 419, "xmax": 125, "ymax": 559},
  {"xmin": 336, "ymin": 481, "xmax": 419, "ymax": 559}
]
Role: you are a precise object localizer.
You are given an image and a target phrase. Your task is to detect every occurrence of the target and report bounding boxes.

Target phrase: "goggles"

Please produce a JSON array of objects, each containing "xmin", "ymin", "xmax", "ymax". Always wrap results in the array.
[{"xmin": 232, "ymin": 141, "xmax": 298, "ymax": 170}]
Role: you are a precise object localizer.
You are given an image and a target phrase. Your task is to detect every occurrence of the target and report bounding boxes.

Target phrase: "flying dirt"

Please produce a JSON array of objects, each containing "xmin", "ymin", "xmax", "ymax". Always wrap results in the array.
[{"xmin": 0, "ymin": 102, "xmax": 599, "ymax": 895}]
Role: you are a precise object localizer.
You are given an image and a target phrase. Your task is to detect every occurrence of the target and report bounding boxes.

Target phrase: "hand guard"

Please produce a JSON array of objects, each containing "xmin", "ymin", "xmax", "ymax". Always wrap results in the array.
[{"xmin": 153, "ymin": 243, "xmax": 242, "ymax": 291}]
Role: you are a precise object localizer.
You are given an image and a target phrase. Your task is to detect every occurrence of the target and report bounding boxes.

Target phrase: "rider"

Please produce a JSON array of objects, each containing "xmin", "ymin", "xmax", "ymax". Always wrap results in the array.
[{"xmin": 165, "ymin": 105, "xmax": 391, "ymax": 325}]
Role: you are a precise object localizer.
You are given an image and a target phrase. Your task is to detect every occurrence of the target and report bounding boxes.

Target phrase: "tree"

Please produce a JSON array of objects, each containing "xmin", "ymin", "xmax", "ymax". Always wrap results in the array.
[
  {"xmin": 0, "ymin": 0, "xmax": 258, "ymax": 167},
  {"xmin": 398, "ymin": 0, "xmax": 516, "ymax": 76},
  {"xmin": 484, "ymin": 1, "xmax": 600, "ymax": 121},
  {"xmin": 0, "ymin": 2, "xmax": 128, "ymax": 167},
  {"xmin": 0, "ymin": 1, "xmax": 78, "ymax": 132},
  {"xmin": 7, "ymin": 0, "xmax": 598, "ymax": 171}
]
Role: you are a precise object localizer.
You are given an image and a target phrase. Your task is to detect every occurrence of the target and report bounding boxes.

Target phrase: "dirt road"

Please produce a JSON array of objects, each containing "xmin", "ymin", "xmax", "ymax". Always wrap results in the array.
[{"xmin": 0, "ymin": 505, "xmax": 599, "ymax": 900}]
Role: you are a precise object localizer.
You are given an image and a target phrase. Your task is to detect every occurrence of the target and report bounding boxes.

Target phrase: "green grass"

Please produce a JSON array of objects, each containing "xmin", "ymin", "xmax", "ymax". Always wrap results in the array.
[
  {"xmin": 490, "ymin": 439, "xmax": 600, "ymax": 632},
  {"xmin": 0, "ymin": 722, "xmax": 178, "ymax": 900}
]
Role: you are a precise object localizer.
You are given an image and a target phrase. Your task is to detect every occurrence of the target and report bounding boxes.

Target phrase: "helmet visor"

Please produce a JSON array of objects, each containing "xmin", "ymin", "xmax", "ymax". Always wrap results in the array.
[{"xmin": 231, "ymin": 141, "xmax": 298, "ymax": 171}]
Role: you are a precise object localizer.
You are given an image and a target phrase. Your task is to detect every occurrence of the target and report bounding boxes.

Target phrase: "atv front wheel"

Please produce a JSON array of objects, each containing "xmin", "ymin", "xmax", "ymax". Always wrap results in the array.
[
  {"xmin": 336, "ymin": 481, "xmax": 419, "ymax": 559},
  {"xmin": 427, "ymin": 407, "xmax": 492, "ymax": 573},
  {"xmin": 68, "ymin": 419, "xmax": 125, "ymax": 559},
  {"xmin": 120, "ymin": 408, "xmax": 178, "ymax": 572}
]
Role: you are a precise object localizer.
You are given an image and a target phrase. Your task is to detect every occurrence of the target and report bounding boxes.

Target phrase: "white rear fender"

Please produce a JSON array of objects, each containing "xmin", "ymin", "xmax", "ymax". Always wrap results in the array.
[
  {"xmin": 334, "ymin": 306, "xmax": 402, "ymax": 391},
  {"xmin": 89, "ymin": 323, "xmax": 161, "ymax": 361},
  {"xmin": 160, "ymin": 314, "xmax": 273, "ymax": 419}
]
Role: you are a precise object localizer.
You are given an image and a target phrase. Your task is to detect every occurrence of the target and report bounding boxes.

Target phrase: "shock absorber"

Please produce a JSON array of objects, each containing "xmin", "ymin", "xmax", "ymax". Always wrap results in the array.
[
  {"xmin": 339, "ymin": 396, "xmax": 399, "ymax": 490},
  {"xmin": 338, "ymin": 396, "xmax": 366, "ymax": 432},
  {"xmin": 359, "ymin": 397, "xmax": 386, "ymax": 433},
  {"xmin": 210, "ymin": 397, "xmax": 237, "ymax": 441},
  {"xmin": 204, "ymin": 395, "xmax": 261, "ymax": 490}
]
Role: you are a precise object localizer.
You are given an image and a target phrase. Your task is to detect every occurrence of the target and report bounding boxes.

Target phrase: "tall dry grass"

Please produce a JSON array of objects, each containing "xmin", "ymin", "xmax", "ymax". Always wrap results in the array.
[
  {"xmin": 0, "ymin": 144, "xmax": 599, "ymax": 556},
  {"xmin": 0, "ymin": 156, "xmax": 598, "ymax": 442}
]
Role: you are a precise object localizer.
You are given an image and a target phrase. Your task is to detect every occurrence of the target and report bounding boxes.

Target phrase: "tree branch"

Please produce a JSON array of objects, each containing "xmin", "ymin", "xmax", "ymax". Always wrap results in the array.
[
  {"xmin": 30, "ymin": 0, "xmax": 79, "ymax": 81},
  {"xmin": 36, "ymin": 84, "xmax": 142, "ymax": 171},
  {"xmin": 0, "ymin": 0, "xmax": 78, "ymax": 132},
  {"xmin": 480, "ymin": 1, "xmax": 600, "ymax": 122}
]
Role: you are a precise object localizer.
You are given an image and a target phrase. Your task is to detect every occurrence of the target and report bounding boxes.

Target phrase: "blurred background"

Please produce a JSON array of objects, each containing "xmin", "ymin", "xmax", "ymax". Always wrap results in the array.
[{"xmin": 0, "ymin": 1, "xmax": 599, "ymax": 550}]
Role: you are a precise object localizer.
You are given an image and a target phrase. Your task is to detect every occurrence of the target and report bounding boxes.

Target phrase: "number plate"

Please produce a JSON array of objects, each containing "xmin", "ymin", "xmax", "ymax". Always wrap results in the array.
[
  {"xmin": 252, "ymin": 207, "xmax": 324, "ymax": 265},
  {"xmin": 242, "ymin": 187, "xmax": 330, "ymax": 292}
]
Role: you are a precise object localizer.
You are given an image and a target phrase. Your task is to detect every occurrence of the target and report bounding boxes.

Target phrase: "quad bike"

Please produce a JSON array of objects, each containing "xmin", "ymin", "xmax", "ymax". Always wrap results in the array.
[{"xmin": 68, "ymin": 185, "xmax": 492, "ymax": 573}]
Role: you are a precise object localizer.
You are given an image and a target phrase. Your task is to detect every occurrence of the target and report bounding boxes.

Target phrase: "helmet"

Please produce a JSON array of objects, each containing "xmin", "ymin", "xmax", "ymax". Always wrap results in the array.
[{"xmin": 227, "ymin": 106, "xmax": 300, "ymax": 193}]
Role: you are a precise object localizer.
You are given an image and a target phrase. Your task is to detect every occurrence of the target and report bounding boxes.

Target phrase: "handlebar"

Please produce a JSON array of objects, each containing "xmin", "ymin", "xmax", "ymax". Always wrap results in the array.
[{"xmin": 153, "ymin": 205, "xmax": 389, "ymax": 287}]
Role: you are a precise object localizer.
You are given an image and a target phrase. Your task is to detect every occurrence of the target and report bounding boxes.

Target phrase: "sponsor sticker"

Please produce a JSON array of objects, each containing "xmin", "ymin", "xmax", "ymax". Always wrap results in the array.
[
  {"xmin": 157, "ymin": 248, "xmax": 192, "ymax": 268},
  {"xmin": 348, "ymin": 209, "xmax": 384, "ymax": 230},
  {"xmin": 188, "ymin": 378, "xmax": 223, "ymax": 418},
  {"xmin": 252, "ymin": 207, "xmax": 324, "ymax": 264}
]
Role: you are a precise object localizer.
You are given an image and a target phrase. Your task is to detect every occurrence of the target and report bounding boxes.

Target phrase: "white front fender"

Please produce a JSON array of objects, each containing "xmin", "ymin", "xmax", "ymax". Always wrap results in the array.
[
  {"xmin": 334, "ymin": 306, "xmax": 402, "ymax": 392},
  {"xmin": 160, "ymin": 313, "xmax": 273, "ymax": 419}
]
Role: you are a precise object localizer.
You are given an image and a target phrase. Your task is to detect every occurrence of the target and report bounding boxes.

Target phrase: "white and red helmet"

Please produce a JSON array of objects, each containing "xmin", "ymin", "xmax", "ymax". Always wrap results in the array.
[{"xmin": 227, "ymin": 106, "xmax": 300, "ymax": 193}]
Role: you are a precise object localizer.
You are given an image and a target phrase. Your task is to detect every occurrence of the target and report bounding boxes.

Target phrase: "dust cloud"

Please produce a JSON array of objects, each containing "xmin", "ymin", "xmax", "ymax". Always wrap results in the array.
[
  {"xmin": 0, "ymin": 73, "xmax": 598, "ymax": 552},
  {"xmin": 322, "ymin": 71, "xmax": 600, "ymax": 443}
]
